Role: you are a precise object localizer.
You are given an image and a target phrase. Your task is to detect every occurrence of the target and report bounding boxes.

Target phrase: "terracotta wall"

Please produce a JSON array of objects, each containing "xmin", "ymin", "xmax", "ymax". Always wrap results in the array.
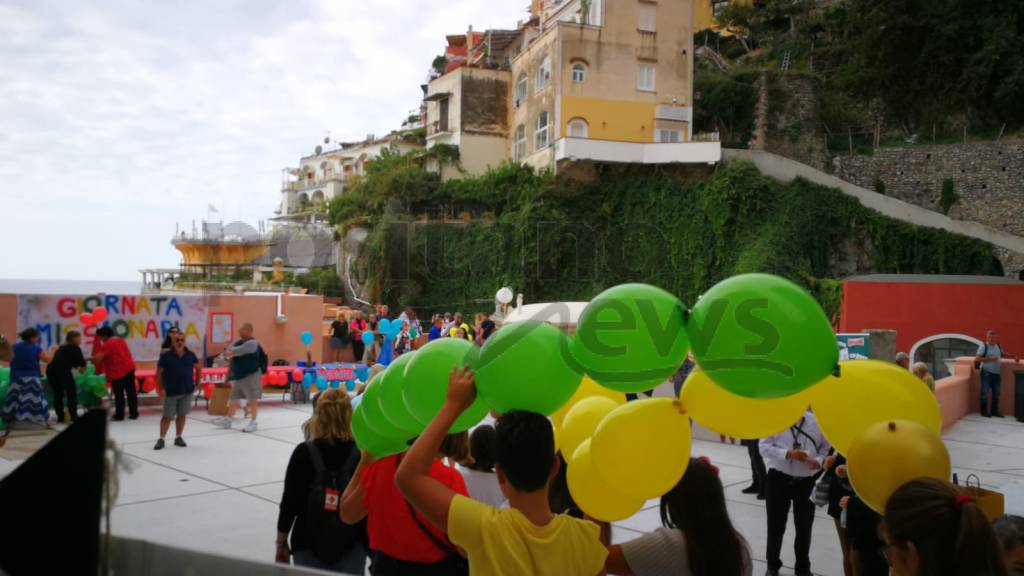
[
  {"xmin": 0, "ymin": 292, "xmax": 324, "ymax": 369},
  {"xmin": 935, "ymin": 357, "xmax": 1023, "ymax": 427}
]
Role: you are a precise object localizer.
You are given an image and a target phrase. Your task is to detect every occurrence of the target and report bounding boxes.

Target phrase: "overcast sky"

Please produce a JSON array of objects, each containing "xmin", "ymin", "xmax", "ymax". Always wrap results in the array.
[{"xmin": 0, "ymin": 0, "xmax": 527, "ymax": 281}]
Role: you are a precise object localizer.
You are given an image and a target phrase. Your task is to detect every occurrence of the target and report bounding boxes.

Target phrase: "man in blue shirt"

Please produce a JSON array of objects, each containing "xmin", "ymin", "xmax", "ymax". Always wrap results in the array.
[
  {"xmin": 975, "ymin": 330, "xmax": 1019, "ymax": 418},
  {"xmin": 155, "ymin": 331, "xmax": 201, "ymax": 449}
]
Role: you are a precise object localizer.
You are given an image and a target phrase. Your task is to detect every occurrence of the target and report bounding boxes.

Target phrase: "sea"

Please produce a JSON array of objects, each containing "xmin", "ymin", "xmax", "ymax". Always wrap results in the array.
[{"xmin": 0, "ymin": 278, "xmax": 143, "ymax": 295}]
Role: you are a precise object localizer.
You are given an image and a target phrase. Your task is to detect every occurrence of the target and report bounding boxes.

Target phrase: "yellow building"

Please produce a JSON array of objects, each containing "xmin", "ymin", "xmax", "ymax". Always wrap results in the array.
[{"xmin": 510, "ymin": 0, "xmax": 720, "ymax": 172}]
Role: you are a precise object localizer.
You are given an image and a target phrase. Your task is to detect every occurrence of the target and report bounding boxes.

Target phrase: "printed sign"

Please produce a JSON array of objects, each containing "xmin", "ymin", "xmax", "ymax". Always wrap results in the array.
[
  {"xmin": 836, "ymin": 333, "xmax": 870, "ymax": 360},
  {"xmin": 17, "ymin": 294, "xmax": 208, "ymax": 362}
]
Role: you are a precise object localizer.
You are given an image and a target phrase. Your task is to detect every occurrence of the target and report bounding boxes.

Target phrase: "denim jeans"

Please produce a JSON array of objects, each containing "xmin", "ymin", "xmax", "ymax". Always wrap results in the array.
[
  {"xmin": 980, "ymin": 370, "xmax": 1002, "ymax": 414},
  {"xmin": 294, "ymin": 542, "xmax": 367, "ymax": 574}
]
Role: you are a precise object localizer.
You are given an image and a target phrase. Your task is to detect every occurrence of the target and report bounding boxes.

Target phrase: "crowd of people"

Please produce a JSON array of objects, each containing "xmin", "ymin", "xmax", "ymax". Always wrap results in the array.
[
  {"xmin": 2, "ymin": 315, "xmax": 1022, "ymax": 575},
  {"xmin": 274, "ymin": 363, "xmax": 1024, "ymax": 576},
  {"xmin": 328, "ymin": 305, "xmax": 497, "ymax": 366}
]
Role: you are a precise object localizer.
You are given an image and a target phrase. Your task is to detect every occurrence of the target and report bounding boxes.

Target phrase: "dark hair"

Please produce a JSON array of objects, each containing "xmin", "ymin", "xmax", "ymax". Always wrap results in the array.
[
  {"xmin": 96, "ymin": 326, "xmax": 114, "ymax": 339},
  {"xmin": 440, "ymin": 431, "xmax": 470, "ymax": 463},
  {"xmin": 467, "ymin": 424, "xmax": 497, "ymax": 472},
  {"xmin": 660, "ymin": 458, "xmax": 750, "ymax": 576},
  {"xmin": 65, "ymin": 330, "xmax": 81, "ymax": 344},
  {"xmin": 992, "ymin": 515, "xmax": 1024, "ymax": 552},
  {"xmin": 884, "ymin": 477, "xmax": 1009, "ymax": 576},
  {"xmin": 495, "ymin": 411, "xmax": 554, "ymax": 493},
  {"xmin": 19, "ymin": 327, "xmax": 39, "ymax": 342}
]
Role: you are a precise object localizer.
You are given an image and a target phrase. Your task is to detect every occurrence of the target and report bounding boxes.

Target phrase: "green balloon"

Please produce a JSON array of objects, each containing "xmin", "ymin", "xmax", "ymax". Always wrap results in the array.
[
  {"xmin": 73, "ymin": 373, "xmax": 85, "ymax": 387},
  {"xmin": 571, "ymin": 283, "xmax": 689, "ymax": 393},
  {"xmin": 378, "ymin": 352, "xmax": 424, "ymax": 437},
  {"xmin": 362, "ymin": 371, "xmax": 415, "ymax": 442},
  {"xmin": 85, "ymin": 364, "xmax": 96, "ymax": 376},
  {"xmin": 687, "ymin": 273, "xmax": 838, "ymax": 399},
  {"xmin": 351, "ymin": 404, "xmax": 407, "ymax": 457},
  {"xmin": 403, "ymin": 338, "xmax": 487, "ymax": 433},
  {"xmin": 474, "ymin": 321, "xmax": 582, "ymax": 416}
]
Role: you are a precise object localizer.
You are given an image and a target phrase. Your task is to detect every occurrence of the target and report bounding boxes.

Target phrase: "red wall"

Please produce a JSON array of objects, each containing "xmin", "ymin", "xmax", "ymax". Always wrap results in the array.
[{"xmin": 839, "ymin": 280, "xmax": 1024, "ymax": 356}]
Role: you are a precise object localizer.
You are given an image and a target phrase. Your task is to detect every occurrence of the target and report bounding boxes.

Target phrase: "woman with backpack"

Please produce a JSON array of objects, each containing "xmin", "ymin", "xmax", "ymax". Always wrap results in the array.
[{"xmin": 277, "ymin": 388, "xmax": 366, "ymax": 573}]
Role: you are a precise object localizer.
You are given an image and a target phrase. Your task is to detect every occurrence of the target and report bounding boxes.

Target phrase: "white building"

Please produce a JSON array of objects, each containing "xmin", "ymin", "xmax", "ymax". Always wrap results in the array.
[{"xmin": 276, "ymin": 134, "xmax": 423, "ymax": 219}]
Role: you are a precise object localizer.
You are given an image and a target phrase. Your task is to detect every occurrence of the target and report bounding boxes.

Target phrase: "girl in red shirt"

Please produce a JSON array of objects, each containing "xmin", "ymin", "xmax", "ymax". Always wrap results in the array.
[{"xmin": 341, "ymin": 433, "xmax": 469, "ymax": 575}]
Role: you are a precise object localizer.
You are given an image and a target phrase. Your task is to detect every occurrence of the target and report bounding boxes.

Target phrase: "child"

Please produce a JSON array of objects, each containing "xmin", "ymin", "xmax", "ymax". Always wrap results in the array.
[
  {"xmin": 456, "ymin": 424, "xmax": 505, "ymax": 508},
  {"xmin": 396, "ymin": 367, "xmax": 607, "ymax": 576},
  {"xmin": 605, "ymin": 457, "xmax": 752, "ymax": 576}
]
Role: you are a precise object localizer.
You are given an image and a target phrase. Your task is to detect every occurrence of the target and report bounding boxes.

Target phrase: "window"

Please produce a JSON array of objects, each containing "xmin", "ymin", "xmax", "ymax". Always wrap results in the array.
[
  {"xmin": 657, "ymin": 128, "xmax": 682, "ymax": 143},
  {"xmin": 515, "ymin": 73, "xmax": 527, "ymax": 107},
  {"xmin": 567, "ymin": 118, "xmax": 589, "ymax": 138},
  {"xmin": 571, "ymin": 63, "xmax": 586, "ymax": 83},
  {"xmin": 637, "ymin": 63, "xmax": 656, "ymax": 91},
  {"xmin": 438, "ymin": 97, "xmax": 450, "ymax": 132},
  {"xmin": 514, "ymin": 125, "xmax": 527, "ymax": 161},
  {"xmin": 638, "ymin": 3, "xmax": 657, "ymax": 32},
  {"xmin": 535, "ymin": 55, "xmax": 551, "ymax": 92},
  {"xmin": 535, "ymin": 112, "xmax": 550, "ymax": 150}
]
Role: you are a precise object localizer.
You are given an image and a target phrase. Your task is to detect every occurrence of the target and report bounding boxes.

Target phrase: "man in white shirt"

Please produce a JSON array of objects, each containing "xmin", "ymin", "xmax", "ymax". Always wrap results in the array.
[{"xmin": 760, "ymin": 409, "xmax": 830, "ymax": 576}]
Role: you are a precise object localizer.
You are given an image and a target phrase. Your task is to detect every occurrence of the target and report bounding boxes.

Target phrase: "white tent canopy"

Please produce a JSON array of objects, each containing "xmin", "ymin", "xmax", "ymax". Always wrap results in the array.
[{"xmin": 500, "ymin": 301, "xmax": 589, "ymax": 326}]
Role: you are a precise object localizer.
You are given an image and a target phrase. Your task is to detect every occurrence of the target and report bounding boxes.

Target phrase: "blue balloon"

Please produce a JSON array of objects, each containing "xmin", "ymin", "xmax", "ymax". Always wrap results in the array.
[
  {"xmin": 378, "ymin": 319, "xmax": 392, "ymax": 334},
  {"xmin": 345, "ymin": 380, "xmax": 356, "ymax": 392},
  {"xmin": 330, "ymin": 380, "xmax": 341, "ymax": 389},
  {"xmin": 316, "ymin": 375, "xmax": 328, "ymax": 388},
  {"xmin": 300, "ymin": 331, "xmax": 314, "ymax": 346},
  {"xmin": 361, "ymin": 331, "xmax": 374, "ymax": 346},
  {"xmin": 303, "ymin": 372, "xmax": 314, "ymax": 384}
]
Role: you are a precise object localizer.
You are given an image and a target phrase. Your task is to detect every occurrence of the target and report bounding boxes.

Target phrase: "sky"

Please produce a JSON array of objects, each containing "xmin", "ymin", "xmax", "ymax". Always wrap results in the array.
[{"xmin": 0, "ymin": 0, "xmax": 528, "ymax": 281}]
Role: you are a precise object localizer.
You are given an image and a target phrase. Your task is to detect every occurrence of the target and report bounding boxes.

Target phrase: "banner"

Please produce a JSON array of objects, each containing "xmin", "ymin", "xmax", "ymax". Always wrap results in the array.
[
  {"xmin": 17, "ymin": 294, "xmax": 208, "ymax": 362},
  {"xmin": 836, "ymin": 333, "xmax": 870, "ymax": 361}
]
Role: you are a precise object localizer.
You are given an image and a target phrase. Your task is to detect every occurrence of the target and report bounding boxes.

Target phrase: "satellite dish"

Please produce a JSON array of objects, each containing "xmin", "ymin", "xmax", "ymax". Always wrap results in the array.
[
  {"xmin": 496, "ymin": 287, "xmax": 514, "ymax": 304},
  {"xmin": 315, "ymin": 145, "xmax": 323, "ymax": 155}
]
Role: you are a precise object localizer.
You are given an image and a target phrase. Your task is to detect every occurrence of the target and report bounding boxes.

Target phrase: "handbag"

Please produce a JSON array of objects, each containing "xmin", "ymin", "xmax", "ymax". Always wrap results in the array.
[
  {"xmin": 0, "ymin": 334, "xmax": 12, "ymax": 363},
  {"xmin": 405, "ymin": 500, "xmax": 469, "ymax": 575},
  {"xmin": 964, "ymin": 474, "xmax": 1005, "ymax": 521}
]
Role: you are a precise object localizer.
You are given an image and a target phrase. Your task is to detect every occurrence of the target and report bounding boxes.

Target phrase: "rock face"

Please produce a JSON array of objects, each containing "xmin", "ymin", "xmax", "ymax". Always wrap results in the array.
[
  {"xmin": 832, "ymin": 139, "xmax": 1024, "ymax": 277},
  {"xmin": 750, "ymin": 73, "xmax": 828, "ymax": 170}
]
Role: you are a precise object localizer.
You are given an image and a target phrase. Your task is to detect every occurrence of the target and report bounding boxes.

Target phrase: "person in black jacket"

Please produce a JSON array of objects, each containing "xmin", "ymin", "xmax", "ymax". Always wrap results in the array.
[
  {"xmin": 277, "ymin": 388, "xmax": 367, "ymax": 573},
  {"xmin": 46, "ymin": 331, "xmax": 87, "ymax": 423}
]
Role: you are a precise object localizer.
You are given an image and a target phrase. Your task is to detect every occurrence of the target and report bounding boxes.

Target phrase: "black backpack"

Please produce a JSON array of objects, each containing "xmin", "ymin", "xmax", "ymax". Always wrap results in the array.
[
  {"xmin": 258, "ymin": 345, "xmax": 269, "ymax": 374},
  {"xmin": 305, "ymin": 441, "xmax": 360, "ymax": 563}
]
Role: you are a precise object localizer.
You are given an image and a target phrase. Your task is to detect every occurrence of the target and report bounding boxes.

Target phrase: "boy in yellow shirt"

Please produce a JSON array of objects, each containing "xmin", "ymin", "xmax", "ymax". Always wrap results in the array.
[{"xmin": 396, "ymin": 367, "xmax": 608, "ymax": 576}]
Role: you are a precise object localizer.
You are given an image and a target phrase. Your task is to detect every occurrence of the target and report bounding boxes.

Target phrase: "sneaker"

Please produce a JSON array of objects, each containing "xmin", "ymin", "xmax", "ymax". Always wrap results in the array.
[
  {"xmin": 154, "ymin": 438, "xmax": 165, "ymax": 450},
  {"xmin": 174, "ymin": 436, "xmax": 187, "ymax": 447},
  {"xmin": 741, "ymin": 484, "xmax": 760, "ymax": 494},
  {"xmin": 214, "ymin": 417, "xmax": 233, "ymax": 429},
  {"xmin": 242, "ymin": 420, "xmax": 258, "ymax": 433}
]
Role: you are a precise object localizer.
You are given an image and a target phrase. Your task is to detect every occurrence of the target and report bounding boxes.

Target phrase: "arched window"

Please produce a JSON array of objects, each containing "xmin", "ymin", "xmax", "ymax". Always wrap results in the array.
[
  {"xmin": 311, "ymin": 190, "xmax": 325, "ymax": 206},
  {"xmin": 535, "ymin": 55, "xmax": 551, "ymax": 92},
  {"xmin": 514, "ymin": 124, "xmax": 527, "ymax": 161},
  {"xmin": 567, "ymin": 118, "xmax": 589, "ymax": 138},
  {"xmin": 910, "ymin": 333, "xmax": 984, "ymax": 379},
  {"xmin": 571, "ymin": 63, "xmax": 587, "ymax": 84},
  {"xmin": 515, "ymin": 73, "xmax": 528, "ymax": 107},
  {"xmin": 535, "ymin": 112, "xmax": 550, "ymax": 150}
]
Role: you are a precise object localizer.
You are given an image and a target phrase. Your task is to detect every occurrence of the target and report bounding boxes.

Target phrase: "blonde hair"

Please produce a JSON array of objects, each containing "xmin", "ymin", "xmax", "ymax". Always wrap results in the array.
[{"xmin": 307, "ymin": 389, "xmax": 354, "ymax": 444}]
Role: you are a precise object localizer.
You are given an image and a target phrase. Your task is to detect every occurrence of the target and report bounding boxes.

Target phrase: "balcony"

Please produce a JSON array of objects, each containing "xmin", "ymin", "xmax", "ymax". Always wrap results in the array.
[
  {"xmin": 427, "ymin": 120, "xmax": 456, "ymax": 138},
  {"xmin": 553, "ymin": 137, "xmax": 722, "ymax": 165},
  {"xmin": 281, "ymin": 176, "xmax": 345, "ymax": 192}
]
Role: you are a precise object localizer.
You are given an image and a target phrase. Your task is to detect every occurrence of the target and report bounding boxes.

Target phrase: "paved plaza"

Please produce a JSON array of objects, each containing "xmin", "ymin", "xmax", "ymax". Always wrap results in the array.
[{"xmin": 2, "ymin": 394, "xmax": 1024, "ymax": 575}]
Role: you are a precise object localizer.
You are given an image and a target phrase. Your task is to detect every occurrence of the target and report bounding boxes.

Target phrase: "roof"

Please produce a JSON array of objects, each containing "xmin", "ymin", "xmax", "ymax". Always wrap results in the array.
[{"xmin": 844, "ymin": 274, "xmax": 1023, "ymax": 285}]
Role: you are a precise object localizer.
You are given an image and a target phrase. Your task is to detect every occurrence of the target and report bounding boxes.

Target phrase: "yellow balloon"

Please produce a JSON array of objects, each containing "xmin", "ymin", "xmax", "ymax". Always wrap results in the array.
[
  {"xmin": 680, "ymin": 370, "xmax": 815, "ymax": 439},
  {"xmin": 812, "ymin": 360, "xmax": 942, "ymax": 455},
  {"xmin": 848, "ymin": 419, "xmax": 951, "ymax": 513},
  {"xmin": 567, "ymin": 439, "xmax": 646, "ymax": 522},
  {"xmin": 591, "ymin": 398, "xmax": 692, "ymax": 500},
  {"xmin": 560, "ymin": 397, "xmax": 619, "ymax": 459},
  {"xmin": 551, "ymin": 375, "xmax": 626, "ymax": 429}
]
